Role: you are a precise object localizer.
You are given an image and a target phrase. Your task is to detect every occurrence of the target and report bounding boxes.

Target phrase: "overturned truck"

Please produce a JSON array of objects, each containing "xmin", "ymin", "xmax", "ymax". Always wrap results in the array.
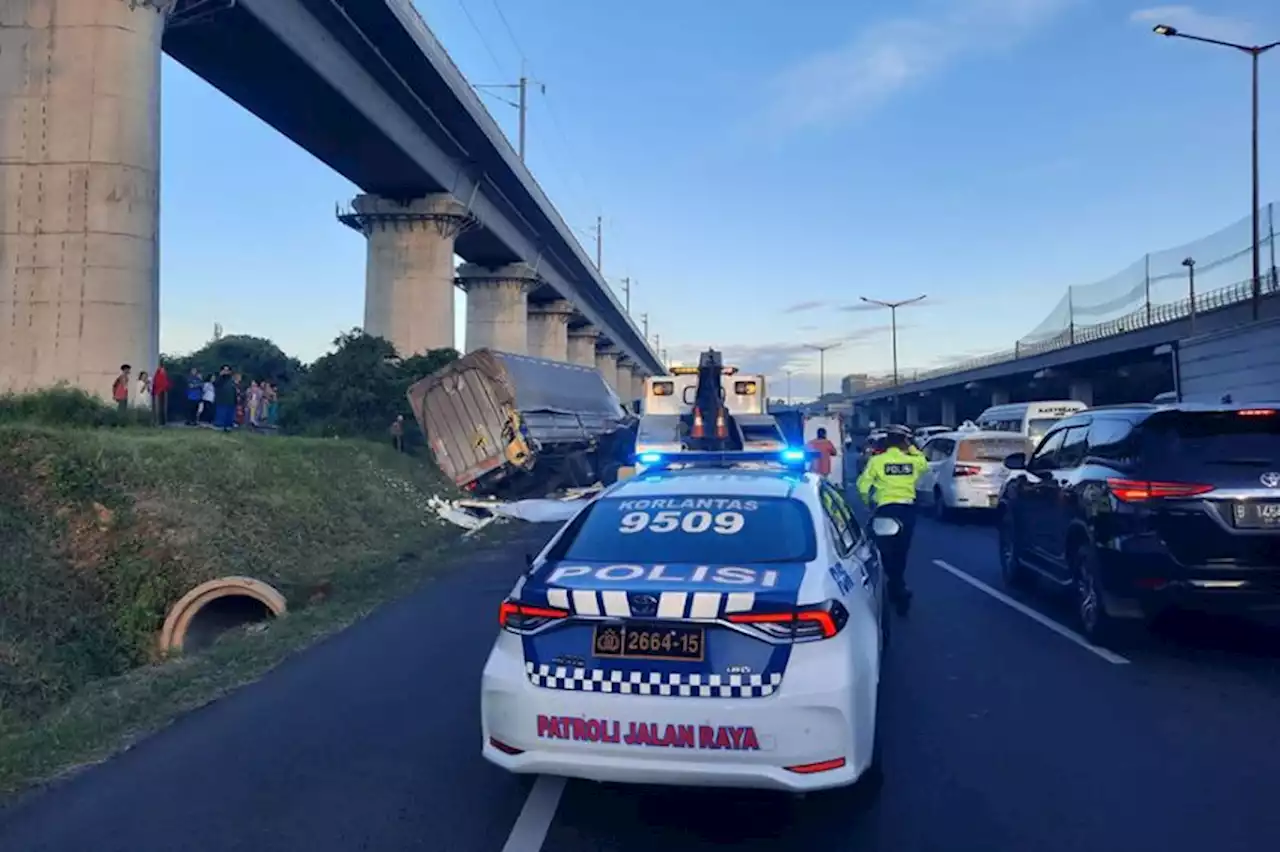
[{"xmin": 408, "ymin": 349, "xmax": 637, "ymax": 499}]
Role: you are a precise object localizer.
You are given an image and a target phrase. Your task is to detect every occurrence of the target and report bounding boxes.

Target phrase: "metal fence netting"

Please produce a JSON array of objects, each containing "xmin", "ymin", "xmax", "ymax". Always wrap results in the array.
[{"xmin": 868, "ymin": 204, "xmax": 1280, "ymax": 387}]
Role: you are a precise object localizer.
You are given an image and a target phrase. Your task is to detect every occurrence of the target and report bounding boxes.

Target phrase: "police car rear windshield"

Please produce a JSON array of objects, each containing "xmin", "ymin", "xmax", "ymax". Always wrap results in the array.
[{"xmin": 560, "ymin": 496, "xmax": 817, "ymax": 564}]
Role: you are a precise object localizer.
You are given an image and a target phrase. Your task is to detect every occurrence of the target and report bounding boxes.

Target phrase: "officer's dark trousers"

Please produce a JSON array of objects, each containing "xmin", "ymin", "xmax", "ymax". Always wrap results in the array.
[{"xmin": 874, "ymin": 502, "xmax": 918, "ymax": 598}]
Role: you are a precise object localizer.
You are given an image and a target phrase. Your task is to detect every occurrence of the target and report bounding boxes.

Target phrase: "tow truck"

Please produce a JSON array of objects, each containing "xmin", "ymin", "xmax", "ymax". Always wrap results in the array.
[{"xmin": 632, "ymin": 349, "xmax": 787, "ymax": 472}]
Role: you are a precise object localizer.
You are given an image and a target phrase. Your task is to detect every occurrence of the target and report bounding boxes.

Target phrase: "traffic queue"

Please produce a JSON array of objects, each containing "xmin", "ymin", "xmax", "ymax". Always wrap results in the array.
[{"xmin": 478, "ymin": 352, "xmax": 1280, "ymax": 797}]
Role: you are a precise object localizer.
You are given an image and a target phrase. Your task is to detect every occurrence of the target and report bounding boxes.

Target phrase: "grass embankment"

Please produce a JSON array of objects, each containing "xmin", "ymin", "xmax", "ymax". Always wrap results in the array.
[{"xmin": 0, "ymin": 412, "xmax": 477, "ymax": 795}]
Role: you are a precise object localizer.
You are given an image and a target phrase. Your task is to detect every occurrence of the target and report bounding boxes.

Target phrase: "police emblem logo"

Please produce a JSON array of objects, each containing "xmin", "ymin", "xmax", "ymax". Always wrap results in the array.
[
  {"xmin": 884, "ymin": 463, "xmax": 913, "ymax": 475},
  {"xmin": 1261, "ymin": 472, "xmax": 1280, "ymax": 489},
  {"xmin": 629, "ymin": 593, "xmax": 660, "ymax": 616},
  {"xmin": 594, "ymin": 626, "xmax": 623, "ymax": 654}
]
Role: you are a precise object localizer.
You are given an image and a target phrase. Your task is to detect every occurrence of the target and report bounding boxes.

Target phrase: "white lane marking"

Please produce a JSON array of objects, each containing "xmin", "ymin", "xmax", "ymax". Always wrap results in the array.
[
  {"xmin": 501, "ymin": 774, "xmax": 566, "ymax": 852},
  {"xmin": 932, "ymin": 559, "xmax": 1130, "ymax": 665}
]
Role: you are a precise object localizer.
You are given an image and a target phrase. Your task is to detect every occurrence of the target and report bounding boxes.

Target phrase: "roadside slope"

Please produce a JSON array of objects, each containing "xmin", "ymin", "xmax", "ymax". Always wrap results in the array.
[{"xmin": 0, "ymin": 425, "xmax": 464, "ymax": 792}]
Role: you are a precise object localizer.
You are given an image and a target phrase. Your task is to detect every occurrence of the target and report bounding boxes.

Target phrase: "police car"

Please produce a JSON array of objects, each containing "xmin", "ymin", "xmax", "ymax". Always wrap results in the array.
[{"xmin": 481, "ymin": 450, "xmax": 899, "ymax": 792}]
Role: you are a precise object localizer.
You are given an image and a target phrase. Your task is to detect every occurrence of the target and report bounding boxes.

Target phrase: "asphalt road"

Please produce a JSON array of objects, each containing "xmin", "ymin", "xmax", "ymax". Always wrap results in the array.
[{"xmin": 4, "ymin": 511, "xmax": 1280, "ymax": 852}]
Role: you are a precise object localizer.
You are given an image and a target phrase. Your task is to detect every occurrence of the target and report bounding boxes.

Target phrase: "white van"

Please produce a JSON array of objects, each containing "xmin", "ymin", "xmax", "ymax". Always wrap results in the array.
[{"xmin": 975, "ymin": 400, "xmax": 1088, "ymax": 445}]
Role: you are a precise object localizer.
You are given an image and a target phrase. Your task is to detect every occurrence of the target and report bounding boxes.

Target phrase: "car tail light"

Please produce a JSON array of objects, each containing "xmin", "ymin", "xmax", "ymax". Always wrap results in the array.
[
  {"xmin": 785, "ymin": 757, "xmax": 846, "ymax": 774},
  {"xmin": 499, "ymin": 600, "xmax": 569, "ymax": 633},
  {"xmin": 1237, "ymin": 408, "xmax": 1277, "ymax": 417},
  {"xmin": 953, "ymin": 464, "xmax": 982, "ymax": 477},
  {"xmin": 1106, "ymin": 478, "xmax": 1214, "ymax": 502},
  {"xmin": 727, "ymin": 600, "xmax": 849, "ymax": 641}
]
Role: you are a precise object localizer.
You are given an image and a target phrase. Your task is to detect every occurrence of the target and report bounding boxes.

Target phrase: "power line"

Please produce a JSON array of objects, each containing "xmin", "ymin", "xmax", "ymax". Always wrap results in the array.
[{"xmin": 453, "ymin": 0, "xmax": 507, "ymax": 77}]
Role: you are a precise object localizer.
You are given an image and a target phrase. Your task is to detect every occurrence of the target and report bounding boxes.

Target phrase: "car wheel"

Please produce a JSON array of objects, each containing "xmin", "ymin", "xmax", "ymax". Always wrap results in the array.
[
  {"xmin": 932, "ymin": 487, "xmax": 950, "ymax": 522},
  {"xmin": 998, "ymin": 511, "xmax": 1028, "ymax": 588},
  {"xmin": 1072, "ymin": 544, "xmax": 1121, "ymax": 647}
]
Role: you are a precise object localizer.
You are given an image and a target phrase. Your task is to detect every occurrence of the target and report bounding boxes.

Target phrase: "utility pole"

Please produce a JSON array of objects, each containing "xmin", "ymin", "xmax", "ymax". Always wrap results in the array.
[
  {"xmin": 473, "ymin": 74, "xmax": 544, "ymax": 162},
  {"xmin": 595, "ymin": 215, "xmax": 603, "ymax": 273},
  {"xmin": 783, "ymin": 369, "xmax": 795, "ymax": 406},
  {"xmin": 517, "ymin": 76, "xmax": 527, "ymax": 161},
  {"xmin": 619, "ymin": 277, "xmax": 632, "ymax": 313},
  {"xmin": 640, "ymin": 313, "xmax": 649, "ymax": 339}
]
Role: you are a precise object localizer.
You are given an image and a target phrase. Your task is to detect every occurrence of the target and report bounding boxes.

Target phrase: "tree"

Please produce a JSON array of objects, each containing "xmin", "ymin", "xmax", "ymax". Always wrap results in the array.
[
  {"xmin": 277, "ymin": 329, "xmax": 458, "ymax": 442},
  {"xmin": 162, "ymin": 335, "xmax": 304, "ymax": 391}
]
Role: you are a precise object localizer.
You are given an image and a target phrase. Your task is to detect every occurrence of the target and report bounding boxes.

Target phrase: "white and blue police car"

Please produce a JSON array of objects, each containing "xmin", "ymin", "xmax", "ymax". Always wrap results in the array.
[{"xmin": 481, "ymin": 450, "xmax": 898, "ymax": 792}]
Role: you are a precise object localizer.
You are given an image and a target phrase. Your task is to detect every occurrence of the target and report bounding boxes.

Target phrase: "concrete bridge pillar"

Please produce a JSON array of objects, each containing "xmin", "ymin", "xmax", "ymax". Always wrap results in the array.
[
  {"xmin": 905, "ymin": 402, "xmax": 921, "ymax": 427},
  {"xmin": 341, "ymin": 193, "xmax": 471, "ymax": 356},
  {"xmin": 940, "ymin": 398, "xmax": 958, "ymax": 427},
  {"xmin": 1069, "ymin": 378, "xmax": 1094, "ymax": 406},
  {"xmin": 457, "ymin": 262, "xmax": 537, "ymax": 354},
  {"xmin": 595, "ymin": 345, "xmax": 621, "ymax": 394},
  {"xmin": 526, "ymin": 299, "xmax": 573, "ymax": 361},
  {"xmin": 631, "ymin": 368, "xmax": 648, "ymax": 403},
  {"xmin": 617, "ymin": 360, "xmax": 643, "ymax": 404},
  {"xmin": 0, "ymin": 0, "xmax": 168, "ymax": 397},
  {"xmin": 991, "ymin": 388, "xmax": 1011, "ymax": 406},
  {"xmin": 567, "ymin": 325, "xmax": 598, "ymax": 367}
]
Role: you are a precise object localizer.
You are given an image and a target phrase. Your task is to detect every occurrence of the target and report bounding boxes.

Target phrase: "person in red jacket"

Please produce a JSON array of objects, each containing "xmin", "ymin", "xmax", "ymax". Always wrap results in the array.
[{"xmin": 151, "ymin": 364, "xmax": 172, "ymax": 426}]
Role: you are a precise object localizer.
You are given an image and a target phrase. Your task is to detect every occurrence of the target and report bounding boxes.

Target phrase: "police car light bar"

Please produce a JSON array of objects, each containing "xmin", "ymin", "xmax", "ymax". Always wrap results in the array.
[{"xmin": 634, "ymin": 449, "xmax": 816, "ymax": 469}]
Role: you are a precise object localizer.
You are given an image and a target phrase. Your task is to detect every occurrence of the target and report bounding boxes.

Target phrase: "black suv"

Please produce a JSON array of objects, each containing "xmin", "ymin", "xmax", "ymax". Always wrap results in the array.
[{"xmin": 997, "ymin": 403, "xmax": 1280, "ymax": 644}]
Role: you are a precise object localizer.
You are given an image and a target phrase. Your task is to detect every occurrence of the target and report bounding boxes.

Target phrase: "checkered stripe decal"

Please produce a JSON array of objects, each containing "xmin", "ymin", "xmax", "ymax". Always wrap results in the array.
[
  {"xmin": 525, "ymin": 662, "xmax": 782, "ymax": 698},
  {"xmin": 543, "ymin": 588, "xmax": 756, "ymax": 619}
]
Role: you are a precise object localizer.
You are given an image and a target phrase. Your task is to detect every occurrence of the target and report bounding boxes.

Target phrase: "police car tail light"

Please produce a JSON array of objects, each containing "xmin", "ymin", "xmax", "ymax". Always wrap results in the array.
[
  {"xmin": 727, "ymin": 600, "xmax": 849, "ymax": 641},
  {"xmin": 498, "ymin": 600, "xmax": 569, "ymax": 633},
  {"xmin": 1106, "ymin": 478, "xmax": 1214, "ymax": 502}
]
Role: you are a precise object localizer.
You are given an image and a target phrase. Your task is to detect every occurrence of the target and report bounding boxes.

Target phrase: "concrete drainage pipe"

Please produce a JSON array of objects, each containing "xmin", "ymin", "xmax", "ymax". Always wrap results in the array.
[{"xmin": 159, "ymin": 577, "xmax": 288, "ymax": 654}]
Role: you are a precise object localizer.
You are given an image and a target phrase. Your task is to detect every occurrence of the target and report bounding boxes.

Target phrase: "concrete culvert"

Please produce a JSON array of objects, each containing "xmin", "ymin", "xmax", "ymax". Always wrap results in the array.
[{"xmin": 159, "ymin": 577, "xmax": 288, "ymax": 655}]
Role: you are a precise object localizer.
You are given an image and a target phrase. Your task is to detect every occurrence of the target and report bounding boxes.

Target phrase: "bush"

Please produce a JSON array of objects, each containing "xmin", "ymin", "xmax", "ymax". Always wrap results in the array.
[{"xmin": 0, "ymin": 387, "xmax": 151, "ymax": 429}]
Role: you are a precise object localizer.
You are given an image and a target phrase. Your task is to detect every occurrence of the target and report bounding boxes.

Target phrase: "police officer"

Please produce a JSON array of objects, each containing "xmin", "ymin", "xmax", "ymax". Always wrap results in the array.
[{"xmin": 856, "ymin": 424, "xmax": 927, "ymax": 614}]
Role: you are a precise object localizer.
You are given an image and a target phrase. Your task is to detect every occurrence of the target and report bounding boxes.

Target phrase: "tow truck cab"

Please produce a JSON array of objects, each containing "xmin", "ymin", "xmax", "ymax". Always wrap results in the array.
[{"xmin": 635, "ymin": 350, "xmax": 786, "ymax": 466}]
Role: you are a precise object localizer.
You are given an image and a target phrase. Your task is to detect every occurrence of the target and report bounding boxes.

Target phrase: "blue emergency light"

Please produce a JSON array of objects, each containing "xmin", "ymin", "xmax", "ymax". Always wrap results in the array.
[{"xmin": 632, "ymin": 449, "xmax": 816, "ymax": 470}]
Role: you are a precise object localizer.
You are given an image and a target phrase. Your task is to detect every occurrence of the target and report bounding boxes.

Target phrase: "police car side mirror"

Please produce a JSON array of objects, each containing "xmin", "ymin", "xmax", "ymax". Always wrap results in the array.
[
  {"xmin": 1003, "ymin": 452, "xmax": 1027, "ymax": 471},
  {"xmin": 870, "ymin": 516, "xmax": 903, "ymax": 537}
]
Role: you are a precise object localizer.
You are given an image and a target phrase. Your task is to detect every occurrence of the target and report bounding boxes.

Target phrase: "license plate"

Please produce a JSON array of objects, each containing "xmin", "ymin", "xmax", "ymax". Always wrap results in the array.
[
  {"xmin": 593, "ymin": 623, "xmax": 705, "ymax": 661},
  {"xmin": 1232, "ymin": 502, "xmax": 1280, "ymax": 529}
]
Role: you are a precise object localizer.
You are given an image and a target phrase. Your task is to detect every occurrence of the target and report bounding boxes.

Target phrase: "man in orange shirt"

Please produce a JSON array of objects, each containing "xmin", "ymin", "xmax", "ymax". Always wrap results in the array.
[{"xmin": 806, "ymin": 427, "xmax": 839, "ymax": 483}]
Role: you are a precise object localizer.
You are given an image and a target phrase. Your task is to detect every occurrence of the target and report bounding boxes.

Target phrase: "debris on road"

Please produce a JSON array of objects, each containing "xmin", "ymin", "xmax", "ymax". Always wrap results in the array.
[{"xmin": 429, "ymin": 485, "xmax": 600, "ymax": 534}]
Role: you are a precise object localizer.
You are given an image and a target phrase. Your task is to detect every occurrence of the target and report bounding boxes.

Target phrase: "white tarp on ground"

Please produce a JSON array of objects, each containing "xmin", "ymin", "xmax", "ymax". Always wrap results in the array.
[{"xmin": 429, "ymin": 488, "xmax": 599, "ymax": 534}]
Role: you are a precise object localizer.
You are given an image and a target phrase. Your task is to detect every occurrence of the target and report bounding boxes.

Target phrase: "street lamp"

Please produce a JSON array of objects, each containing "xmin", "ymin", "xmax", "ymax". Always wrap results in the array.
[
  {"xmin": 804, "ymin": 343, "xmax": 839, "ymax": 398},
  {"xmin": 859, "ymin": 295, "xmax": 927, "ymax": 386},
  {"xmin": 1154, "ymin": 24, "xmax": 1280, "ymax": 321},
  {"xmin": 1182, "ymin": 256, "xmax": 1197, "ymax": 333}
]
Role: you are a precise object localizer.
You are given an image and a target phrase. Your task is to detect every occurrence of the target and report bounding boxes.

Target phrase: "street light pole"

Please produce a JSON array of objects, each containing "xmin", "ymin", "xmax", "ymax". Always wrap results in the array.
[
  {"xmin": 805, "ymin": 343, "xmax": 839, "ymax": 398},
  {"xmin": 1153, "ymin": 24, "xmax": 1279, "ymax": 321},
  {"xmin": 859, "ymin": 295, "xmax": 927, "ymax": 386},
  {"xmin": 1182, "ymin": 257, "xmax": 1197, "ymax": 334}
]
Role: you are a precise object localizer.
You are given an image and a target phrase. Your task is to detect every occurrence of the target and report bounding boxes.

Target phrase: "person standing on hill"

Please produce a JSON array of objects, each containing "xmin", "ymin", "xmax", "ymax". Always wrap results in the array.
[
  {"xmin": 151, "ymin": 364, "xmax": 172, "ymax": 426},
  {"xmin": 185, "ymin": 368, "xmax": 203, "ymax": 425},
  {"xmin": 111, "ymin": 365, "xmax": 131, "ymax": 414},
  {"xmin": 213, "ymin": 366, "xmax": 237, "ymax": 432},
  {"xmin": 390, "ymin": 415, "xmax": 406, "ymax": 452}
]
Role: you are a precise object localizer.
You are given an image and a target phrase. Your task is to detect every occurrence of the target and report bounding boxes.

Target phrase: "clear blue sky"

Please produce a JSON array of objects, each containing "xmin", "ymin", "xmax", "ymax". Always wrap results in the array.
[{"xmin": 158, "ymin": 0, "xmax": 1280, "ymax": 399}]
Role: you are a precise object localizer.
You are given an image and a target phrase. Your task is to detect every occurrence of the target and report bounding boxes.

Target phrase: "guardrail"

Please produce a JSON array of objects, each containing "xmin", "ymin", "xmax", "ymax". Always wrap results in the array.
[{"xmin": 860, "ymin": 273, "xmax": 1279, "ymax": 391}]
